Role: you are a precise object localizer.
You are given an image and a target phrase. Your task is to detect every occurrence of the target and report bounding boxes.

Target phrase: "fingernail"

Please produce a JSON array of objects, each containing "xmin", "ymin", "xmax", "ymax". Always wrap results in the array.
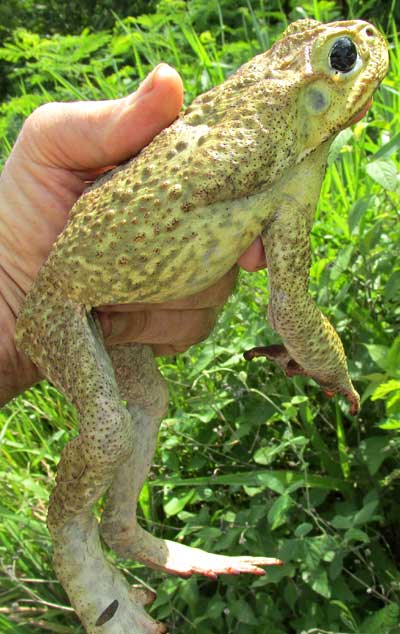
[{"xmin": 137, "ymin": 62, "xmax": 170, "ymax": 95}]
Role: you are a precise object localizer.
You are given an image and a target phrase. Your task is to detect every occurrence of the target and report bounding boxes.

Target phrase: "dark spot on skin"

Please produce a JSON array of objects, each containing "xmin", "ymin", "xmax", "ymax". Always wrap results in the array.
[
  {"xmin": 95, "ymin": 599, "xmax": 119, "ymax": 627},
  {"xmin": 166, "ymin": 218, "xmax": 179, "ymax": 231},
  {"xmin": 181, "ymin": 202, "xmax": 194, "ymax": 213},
  {"xmin": 176, "ymin": 141, "xmax": 188, "ymax": 151}
]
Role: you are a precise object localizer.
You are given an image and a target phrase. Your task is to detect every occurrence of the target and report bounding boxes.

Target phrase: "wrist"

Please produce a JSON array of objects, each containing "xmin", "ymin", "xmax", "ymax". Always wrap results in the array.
[
  {"xmin": 0, "ymin": 156, "xmax": 45, "ymax": 297},
  {"xmin": 0, "ymin": 284, "xmax": 40, "ymax": 407},
  {"xmin": 0, "ymin": 175, "xmax": 42, "ymax": 404}
]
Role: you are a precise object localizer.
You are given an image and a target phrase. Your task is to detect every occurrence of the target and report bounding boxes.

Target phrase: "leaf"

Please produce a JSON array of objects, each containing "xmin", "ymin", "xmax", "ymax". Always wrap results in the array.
[
  {"xmin": 372, "ymin": 380, "xmax": 400, "ymax": 401},
  {"xmin": 348, "ymin": 197, "xmax": 370, "ymax": 233},
  {"xmin": 163, "ymin": 489, "xmax": 195, "ymax": 516},
  {"xmin": 253, "ymin": 436, "xmax": 308, "ymax": 466},
  {"xmin": 294, "ymin": 522, "xmax": 313, "ymax": 538},
  {"xmin": 331, "ymin": 515, "xmax": 353, "ymax": 530},
  {"xmin": 344, "ymin": 528, "xmax": 370, "ymax": 543},
  {"xmin": 329, "ymin": 245, "xmax": 354, "ymax": 280},
  {"xmin": 384, "ymin": 270, "xmax": 400, "ymax": 301},
  {"xmin": 359, "ymin": 436, "xmax": 390, "ymax": 475},
  {"xmin": 327, "ymin": 128, "xmax": 354, "ymax": 164},
  {"xmin": 180, "ymin": 577, "xmax": 199, "ymax": 608},
  {"xmin": 229, "ymin": 598, "xmax": 258, "ymax": 625},
  {"xmin": 360, "ymin": 602, "xmax": 400, "ymax": 633},
  {"xmin": 267, "ymin": 494, "xmax": 293, "ymax": 530},
  {"xmin": 302, "ymin": 567, "xmax": 331, "ymax": 598},
  {"xmin": 365, "ymin": 343, "xmax": 392, "ymax": 372},
  {"xmin": 378, "ymin": 417, "xmax": 400, "ymax": 430},
  {"xmin": 201, "ymin": 598, "xmax": 225, "ymax": 620},
  {"xmin": 372, "ymin": 132, "xmax": 400, "ymax": 160},
  {"xmin": 329, "ymin": 555, "xmax": 343, "ymax": 581},
  {"xmin": 283, "ymin": 582, "xmax": 299, "ymax": 610},
  {"xmin": 151, "ymin": 469, "xmax": 351, "ymax": 494},
  {"xmin": 353, "ymin": 498, "xmax": 379, "ymax": 526},
  {"xmin": 366, "ymin": 159, "xmax": 399, "ymax": 192}
]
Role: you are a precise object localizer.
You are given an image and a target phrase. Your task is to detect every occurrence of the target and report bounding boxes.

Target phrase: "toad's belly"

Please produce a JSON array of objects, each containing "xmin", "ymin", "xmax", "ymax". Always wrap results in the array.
[{"xmin": 47, "ymin": 190, "xmax": 274, "ymax": 307}]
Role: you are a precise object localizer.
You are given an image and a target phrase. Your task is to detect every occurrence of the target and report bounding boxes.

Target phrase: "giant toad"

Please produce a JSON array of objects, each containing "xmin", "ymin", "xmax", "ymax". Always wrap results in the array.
[{"xmin": 16, "ymin": 18, "xmax": 388, "ymax": 634}]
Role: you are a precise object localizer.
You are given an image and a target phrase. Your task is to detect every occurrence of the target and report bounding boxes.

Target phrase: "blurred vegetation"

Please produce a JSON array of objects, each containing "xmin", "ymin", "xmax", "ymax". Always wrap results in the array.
[{"xmin": 0, "ymin": 1, "xmax": 399, "ymax": 633}]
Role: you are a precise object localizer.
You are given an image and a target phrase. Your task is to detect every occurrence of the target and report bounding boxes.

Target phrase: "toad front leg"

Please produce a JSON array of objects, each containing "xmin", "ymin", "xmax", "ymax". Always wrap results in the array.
[
  {"xmin": 16, "ymin": 278, "xmax": 166, "ymax": 634},
  {"xmin": 245, "ymin": 146, "xmax": 360, "ymax": 414}
]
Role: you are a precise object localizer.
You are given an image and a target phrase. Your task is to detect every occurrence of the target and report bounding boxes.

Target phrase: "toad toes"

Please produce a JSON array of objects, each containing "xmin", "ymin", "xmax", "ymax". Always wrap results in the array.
[{"xmin": 16, "ymin": 19, "xmax": 388, "ymax": 634}]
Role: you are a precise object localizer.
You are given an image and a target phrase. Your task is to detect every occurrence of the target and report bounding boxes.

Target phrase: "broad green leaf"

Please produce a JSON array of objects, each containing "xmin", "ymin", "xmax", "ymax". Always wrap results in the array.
[
  {"xmin": 365, "ymin": 343, "xmax": 394, "ymax": 373},
  {"xmin": 365, "ymin": 159, "xmax": 399, "ymax": 192},
  {"xmin": 180, "ymin": 577, "xmax": 200, "ymax": 608},
  {"xmin": 360, "ymin": 602, "xmax": 400, "ymax": 633},
  {"xmin": 267, "ymin": 493, "xmax": 293, "ymax": 530},
  {"xmin": 331, "ymin": 515, "xmax": 353, "ymax": 530},
  {"xmin": 163, "ymin": 489, "xmax": 195, "ymax": 516},
  {"xmin": 302, "ymin": 567, "xmax": 331, "ymax": 598},
  {"xmin": 366, "ymin": 159, "xmax": 399, "ymax": 191},
  {"xmin": 344, "ymin": 528, "xmax": 370, "ymax": 543},
  {"xmin": 372, "ymin": 380, "xmax": 400, "ymax": 401},
  {"xmin": 283, "ymin": 581, "xmax": 299, "ymax": 610},
  {"xmin": 378, "ymin": 417, "xmax": 400, "ymax": 430},
  {"xmin": 229, "ymin": 598, "xmax": 258, "ymax": 625},
  {"xmin": 353, "ymin": 498, "xmax": 379, "ymax": 526},
  {"xmin": 330, "ymin": 600, "xmax": 358, "ymax": 630},
  {"xmin": 295, "ymin": 522, "xmax": 313, "ymax": 538},
  {"xmin": 359, "ymin": 436, "xmax": 390, "ymax": 475}
]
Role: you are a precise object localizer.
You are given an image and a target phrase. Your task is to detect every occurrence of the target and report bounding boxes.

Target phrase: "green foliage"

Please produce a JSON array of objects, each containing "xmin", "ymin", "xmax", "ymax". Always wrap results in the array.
[{"xmin": 1, "ymin": 1, "xmax": 400, "ymax": 633}]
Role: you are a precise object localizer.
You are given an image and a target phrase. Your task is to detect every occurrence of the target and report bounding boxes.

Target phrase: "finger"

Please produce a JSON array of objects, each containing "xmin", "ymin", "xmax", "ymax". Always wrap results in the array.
[
  {"xmin": 100, "ymin": 307, "xmax": 219, "ymax": 346},
  {"xmin": 237, "ymin": 237, "xmax": 266, "ymax": 271},
  {"xmin": 20, "ymin": 63, "xmax": 184, "ymax": 171},
  {"xmin": 99, "ymin": 266, "xmax": 239, "ymax": 313}
]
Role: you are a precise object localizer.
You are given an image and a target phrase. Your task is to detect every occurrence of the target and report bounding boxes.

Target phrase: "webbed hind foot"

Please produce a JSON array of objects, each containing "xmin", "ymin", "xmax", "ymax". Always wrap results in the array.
[{"xmin": 103, "ymin": 522, "xmax": 282, "ymax": 580}]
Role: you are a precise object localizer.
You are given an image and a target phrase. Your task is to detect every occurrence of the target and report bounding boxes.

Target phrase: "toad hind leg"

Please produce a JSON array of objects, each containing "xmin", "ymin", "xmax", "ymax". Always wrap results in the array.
[
  {"xmin": 101, "ymin": 345, "xmax": 282, "ymax": 578},
  {"xmin": 15, "ymin": 276, "xmax": 166, "ymax": 634}
]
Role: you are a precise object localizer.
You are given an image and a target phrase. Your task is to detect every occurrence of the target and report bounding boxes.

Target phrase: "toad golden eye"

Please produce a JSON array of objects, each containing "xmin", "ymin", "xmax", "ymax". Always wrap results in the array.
[{"xmin": 329, "ymin": 37, "xmax": 358, "ymax": 73}]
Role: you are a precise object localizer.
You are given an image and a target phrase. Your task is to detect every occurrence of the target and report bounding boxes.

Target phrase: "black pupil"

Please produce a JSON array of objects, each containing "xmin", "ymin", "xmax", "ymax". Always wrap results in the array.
[{"xmin": 329, "ymin": 37, "xmax": 357, "ymax": 73}]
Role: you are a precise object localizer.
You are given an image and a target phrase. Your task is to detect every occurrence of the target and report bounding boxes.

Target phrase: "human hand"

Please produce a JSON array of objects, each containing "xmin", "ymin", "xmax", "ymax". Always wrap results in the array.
[{"xmin": 0, "ymin": 64, "xmax": 265, "ymax": 406}]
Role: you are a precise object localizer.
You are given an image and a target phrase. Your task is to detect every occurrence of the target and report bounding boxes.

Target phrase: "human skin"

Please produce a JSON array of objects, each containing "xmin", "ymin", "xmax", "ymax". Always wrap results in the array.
[{"xmin": 0, "ymin": 63, "xmax": 265, "ymax": 407}]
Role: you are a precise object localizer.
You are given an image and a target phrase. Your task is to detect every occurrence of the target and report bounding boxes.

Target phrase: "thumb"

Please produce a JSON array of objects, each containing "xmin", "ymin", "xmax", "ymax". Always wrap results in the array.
[{"xmin": 21, "ymin": 63, "xmax": 184, "ymax": 171}]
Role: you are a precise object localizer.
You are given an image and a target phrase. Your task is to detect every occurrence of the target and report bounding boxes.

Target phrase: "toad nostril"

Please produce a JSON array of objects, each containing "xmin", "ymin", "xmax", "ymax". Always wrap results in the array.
[{"xmin": 365, "ymin": 26, "xmax": 376, "ymax": 38}]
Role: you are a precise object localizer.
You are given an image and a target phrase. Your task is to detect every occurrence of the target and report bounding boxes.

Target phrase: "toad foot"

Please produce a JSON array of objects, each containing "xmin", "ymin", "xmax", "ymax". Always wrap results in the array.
[
  {"xmin": 244, "ymin": 343, "xmax": 360, "ymax": 415},
  {"xmin": 54, "ymin": 516, "xmax": 166, "ymax": 634},
  {"xmin": 103, "ymin": 524, "xmax": 282, "ymax": 579}
]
